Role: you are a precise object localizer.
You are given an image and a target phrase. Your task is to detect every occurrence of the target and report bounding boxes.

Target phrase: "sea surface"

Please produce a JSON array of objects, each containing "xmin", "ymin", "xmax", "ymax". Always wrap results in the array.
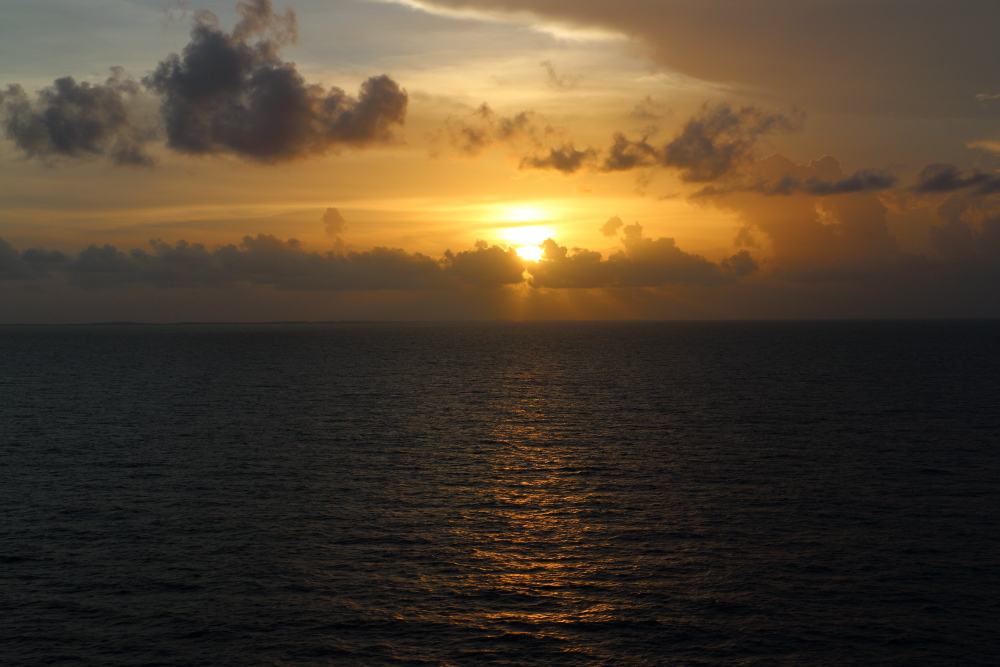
[{"xmin": 1, "ymin": 321, "xmax": 998, "ymax": 666}]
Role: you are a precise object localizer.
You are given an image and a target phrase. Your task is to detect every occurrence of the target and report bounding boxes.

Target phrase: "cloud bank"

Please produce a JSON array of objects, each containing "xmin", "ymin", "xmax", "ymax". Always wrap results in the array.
[{"xmin": 0, "ymin": 227, "xmax": 753, "ymax": 292}]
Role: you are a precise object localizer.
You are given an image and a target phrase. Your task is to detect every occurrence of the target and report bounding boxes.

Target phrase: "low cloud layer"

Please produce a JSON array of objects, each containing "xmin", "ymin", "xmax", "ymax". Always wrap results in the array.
[
  {"xmin": 529, "ymin": 224, "xmax": 752, "ymax": 288},
  {"xmin": 0, "ymin": 0, "xmax": 407, "ymax": 164},
  {"xmin": 0, "ymin": 227, "xmax": 758, "ymax": 292}
]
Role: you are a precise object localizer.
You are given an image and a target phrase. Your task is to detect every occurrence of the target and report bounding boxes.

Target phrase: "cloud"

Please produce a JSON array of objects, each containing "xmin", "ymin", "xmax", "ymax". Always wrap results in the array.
[
  {"xmin": 519, "ymin": 144, "xmax": 597, "ymax": 173},
  {"xmin": 628, "ymin": 96, "xmax": 669, "ymax": 121},
  {"xmin": 744, "ymin": 167, "xmax": 897, "ymax": 197},
  {"xmin": 795, "ymin": 169, "xmax": 897, "ymax": 196},
  {"xmin": 913, "ymin": 163, "xmax": 1000, "ymax": 195},
  {"xmin": 719, "ymin": 250, "xmax": 758, "ymax": 277},
  {"xmin": 661, "ymin": 103, "xmax": 801, "ymax": 182},
  {"xmin": 144, "ymin": 0, "xmax": 408, "ymax": 162},
  {"xmin": 700, "ymin": 155, "xmax": 902, "ymax": 280},
  {"xmin": 410, "ymin": 0, "xmax": 1000, "ymax": 117},
  {"xmin": 600, "ymin": 215, "xmax": 623, "ymax": 237},
  {"xmin": 0, "ymin": 68, "xmax": 153, "ymax": 166},
  {"xmin": 323, "ymin": 208, "xmax": 348, "ymax": 235},
  {"xmin": 0, "ymin": 234, "xmax": 533, "ymax": 291},
  {"xmin": 601, "ymin": 132, "xmax": 658, "ymax": 172},
  {"xmin": 529, "ymin": 240, "xmax": 613, "ymax": 288},
  {"xmin": 540, "ymin": 60, "xmax": 581, "ymax": 90},
  {"xmin": 438, "ymin": 103, "xmax": 600, "ymax": 173},
  {"xmin": 0, "ymin": 228, "xmax": 759, "ymax": 293},
  {"xmin": 528, "ymin": 223, "xmax": 741, "ymax": 288},
  {"xmin": 0, "ymin": 238, "xmax": 28, "ymax": 280},
  {"xmin": 929, "ymin": 194, "xmax": 1000, "ymax": 269},
  {"xmin": 443, "ymin": 244, "xmax": 526, "ymax": 287},
  {"xmin": 0, "ymin": 236, "xmax": 447, "ymax": 291},
  {"xmin": 515, "ymin": 102, "xmax": 798, "ymax": 181},
  {"xmin": 967, "ymin": 140, "xmax": 1000, "ymax": 154},
  {"xmin": 437, "ymin": 103, "xmax": 544, "ymax": 156}
]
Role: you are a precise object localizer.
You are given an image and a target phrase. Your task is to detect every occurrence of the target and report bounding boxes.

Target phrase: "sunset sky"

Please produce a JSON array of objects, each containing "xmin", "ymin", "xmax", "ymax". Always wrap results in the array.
[{"xmin": 2, "ymin": 0, "xmax": 999, "ymax": 321}]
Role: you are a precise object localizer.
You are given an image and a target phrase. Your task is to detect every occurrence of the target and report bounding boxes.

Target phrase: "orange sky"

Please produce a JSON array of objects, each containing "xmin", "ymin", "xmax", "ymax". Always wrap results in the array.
[{"xmin": 1, "ymin": 0, "xmax": 999, "ymax": 321}]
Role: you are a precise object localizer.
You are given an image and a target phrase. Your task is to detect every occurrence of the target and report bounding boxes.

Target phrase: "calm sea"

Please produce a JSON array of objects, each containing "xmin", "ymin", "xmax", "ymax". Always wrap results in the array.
[{"xmin": 1, "ymin": 321, "xmax": 998, "ymax": 666}]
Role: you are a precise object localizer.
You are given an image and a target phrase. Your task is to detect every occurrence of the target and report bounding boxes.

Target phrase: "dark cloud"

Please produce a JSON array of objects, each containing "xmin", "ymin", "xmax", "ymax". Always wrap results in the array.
[
  {"xmin": 144, "ymin": 0, "xmax": 407, "ymax": 161},
  {"xmin": 0, "ymin": 68, "xmax": 153, "ymax": 166},
  {"xmin": 443, "ymin": 102, "xmax": 798, "ymax": 182},
  {"xmin": 0, "ymin": 1, "xmax": 407, "ymax": 165},
  {"xmin": 661, "ymin": 103, "xmax": 801, "ymax": 182},
  {"xmin": 519, "ymin": 144, "xmax": 597, "ymax": 173},
  {"xmin": 601, "ymin": 132, "xmax": 658, "ymax": 172},
  {"xmin": 750, "ymin": 168, "xmax": 898, "ymax": 196},
  {"xmin": 0, "ymin": 235, "xmax": 533, "ymax": 291},
  {"xmin": 443, "ymin": 245, "xmax": 526, "ymax": 287},
  {"xmin": 611, "ymin": 223, "xmax": 732, "ymax": 286},
  {"xmin": 415, "ymin": 0, "xmax": 1000, "ymax": 118},
  {"xmin": 517, "ymin": 103, "xmax": 799, "ymax": 181},
  {"xmin": 0, "ymin": 229, "xmax": 757, "ymax": 293},
  {"xmin": 0, "ymin": 236, "xmax": 447, "ymax": 291},
  {"xmin": 529, "ymin": 240, "xmax": 613, "ymax": 288},
  {"xmin": 913, "ymin": 163, "xmax": 1000, "ymax": 195}
]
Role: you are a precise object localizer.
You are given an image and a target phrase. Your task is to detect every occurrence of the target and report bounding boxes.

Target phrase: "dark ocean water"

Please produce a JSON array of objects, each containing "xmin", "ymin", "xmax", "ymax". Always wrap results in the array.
[{"xmin": 1, "ymin": 321, "xmax": 998, "ymax": 666}]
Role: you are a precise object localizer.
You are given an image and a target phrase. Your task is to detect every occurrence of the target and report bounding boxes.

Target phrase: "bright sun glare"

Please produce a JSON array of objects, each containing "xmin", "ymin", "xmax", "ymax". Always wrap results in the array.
[
  {"xmin": 502, "ymin": 225, "xmax": 554, "ymax": 246},
  {"xmin": 502, "ymin": 226, "xmax": 552, "ymax": 262},
  {"xmin": 516, "ymin": 245, "xmax": 544, "ymax": 261}
]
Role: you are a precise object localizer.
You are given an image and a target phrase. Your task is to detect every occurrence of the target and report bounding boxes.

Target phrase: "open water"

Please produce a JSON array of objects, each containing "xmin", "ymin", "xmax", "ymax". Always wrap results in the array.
[{"xmin": 1, "ymin": 321, "xmax": 998, "ymax": 666}]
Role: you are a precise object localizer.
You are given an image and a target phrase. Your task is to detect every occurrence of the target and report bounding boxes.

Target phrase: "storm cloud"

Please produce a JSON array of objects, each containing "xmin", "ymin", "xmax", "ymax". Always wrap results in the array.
[
  {"xmin": 0, "ymin": 68, "xmax": 153, "ymax": 166},
  {"xmin": 144, "ymin": 0, "xmax": 407, "ymax": 161},
  {"xmin": 411, "ymin": 0, "xmax": 1000, "ymax": 117}
]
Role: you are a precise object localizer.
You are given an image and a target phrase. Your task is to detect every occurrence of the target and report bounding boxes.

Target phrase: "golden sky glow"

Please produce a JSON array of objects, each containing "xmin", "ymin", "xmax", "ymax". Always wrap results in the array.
[{"xmin": 1, "ymin": 0, "xmax": 999, "ymax": 321}]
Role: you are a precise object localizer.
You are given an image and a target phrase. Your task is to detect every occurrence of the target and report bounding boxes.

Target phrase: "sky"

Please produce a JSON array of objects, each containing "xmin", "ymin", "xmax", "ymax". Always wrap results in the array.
[{"xmin": 1, "ymin": 0, "xmax": 999, "ymax": 322}]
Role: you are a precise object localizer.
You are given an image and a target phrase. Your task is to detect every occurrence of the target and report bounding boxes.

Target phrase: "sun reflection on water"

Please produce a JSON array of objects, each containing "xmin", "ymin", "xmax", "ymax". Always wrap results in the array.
[{"xmin": 451, "ymin": 367, "xmax": 631, "ymax": 647}]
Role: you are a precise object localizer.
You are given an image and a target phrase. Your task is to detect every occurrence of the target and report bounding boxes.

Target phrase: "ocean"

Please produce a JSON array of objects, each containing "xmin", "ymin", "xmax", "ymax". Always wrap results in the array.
[{"xmin": 1, "ymin": 321, "xmax": 998, "ymax": 666}]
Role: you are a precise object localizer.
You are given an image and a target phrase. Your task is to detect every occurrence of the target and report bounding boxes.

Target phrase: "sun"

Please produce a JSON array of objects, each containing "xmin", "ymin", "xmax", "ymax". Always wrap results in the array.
[
  {"xmin": 516, "ymin": 245, "xmax": 544, "ymax": 261},
  {"xmin": 501, "ymin": 225, "xmax": 554, "ymax": 246}
]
